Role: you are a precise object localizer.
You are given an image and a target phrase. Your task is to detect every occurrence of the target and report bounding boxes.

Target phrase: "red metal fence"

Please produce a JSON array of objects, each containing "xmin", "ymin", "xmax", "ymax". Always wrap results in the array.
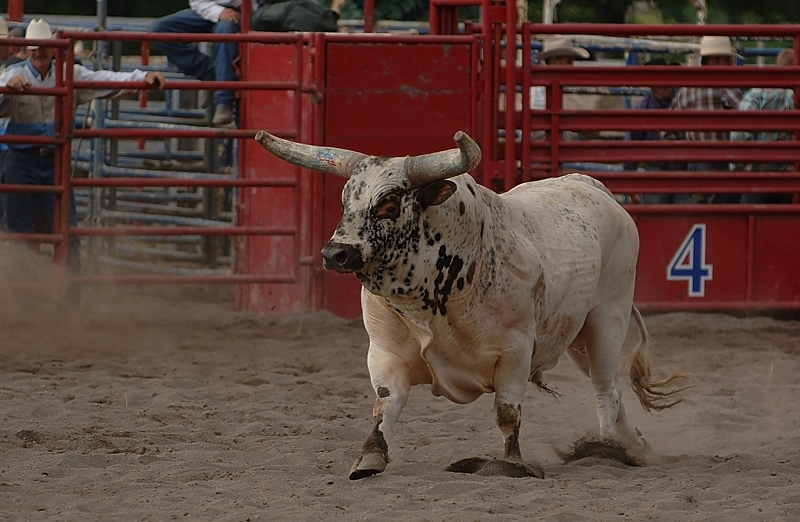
[{"xmin": 2, "ymin": 4, "xmax": 800, "ymax": 316}]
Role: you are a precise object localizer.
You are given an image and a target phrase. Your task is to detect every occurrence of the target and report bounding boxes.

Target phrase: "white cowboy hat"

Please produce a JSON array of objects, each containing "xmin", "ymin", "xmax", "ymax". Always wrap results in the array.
[
  {"xmin": 26, "ymin": 18, "xmax": 54, "ymax": 49},
  {"xmin": 0, "ymin": 16, "xmax": 23, "ymax": 38},
  {"xmin": 536, "ymin": 35, "xmax": 590, "ymax": 61},
  {"xmin": 699, "ymin": 36, "xmax": 742, "ymax": 59}
]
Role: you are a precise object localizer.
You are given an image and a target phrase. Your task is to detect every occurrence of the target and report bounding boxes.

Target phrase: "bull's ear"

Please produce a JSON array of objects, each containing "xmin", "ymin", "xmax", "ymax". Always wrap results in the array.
[{"xmin": 418, "ymin": 180, "xmax": 457, "ymax": 210}]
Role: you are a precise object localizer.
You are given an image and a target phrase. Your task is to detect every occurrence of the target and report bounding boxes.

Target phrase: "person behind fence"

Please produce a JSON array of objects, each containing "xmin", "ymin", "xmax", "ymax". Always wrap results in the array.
[
  {"xmin": 0, "ymin": 18, "xmax": 166, "ymax": 304},
  {"xmin": 0, "ymin": 16, "xmax": 24, "ymax": 230},
  {"xmin": 530, "ymin": 35, "xmax": 597, "ymax": 140},
  {"xmin": 623, "ymin": 57, "xmax": 685, "ymax": 204},
  {"xmin": 531, "ymin": 35, "xmax": 589, "ymax": 111},
  {"xmin": 666, "ymin": 35, "xmax": 744, "ymax": 204},
  {"xmin": 149, "ymin": 0, "xmax": 258, "ymax": 127},
  {"xmin": 730, "ymin": 48, "xmax": 795, "ymax": 205}
]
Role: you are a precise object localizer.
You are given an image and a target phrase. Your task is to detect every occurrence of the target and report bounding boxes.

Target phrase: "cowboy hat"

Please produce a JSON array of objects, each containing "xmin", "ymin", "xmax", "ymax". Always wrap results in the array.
[
  {"xmin": 0, "ymin": 16, "xmax": 23, "ymax": 38},
  {"xmin": 699, "ymin": 36, "xmax": 742, "ymax": 59},
  {"xmin": 536, "ymin": 35, "xmax": 589, "ymax": 62},
  {"xmin": 26, "ymin": 18, "xmax": 54, "ymax": 49}
]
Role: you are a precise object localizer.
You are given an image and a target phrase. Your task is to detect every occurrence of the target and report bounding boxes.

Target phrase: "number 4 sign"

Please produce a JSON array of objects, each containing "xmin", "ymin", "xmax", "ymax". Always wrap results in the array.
[{"xmin": 666, "ymin": 224, "xmax": 713, "ymax": 297}]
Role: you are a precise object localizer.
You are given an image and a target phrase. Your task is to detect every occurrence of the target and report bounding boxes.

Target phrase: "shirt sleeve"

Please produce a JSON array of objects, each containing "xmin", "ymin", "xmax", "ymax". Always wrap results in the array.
[
  {"xmin": 73, "ymin": 65, "xmax": 149, "ymax": 104},
  {"xmin": 722, "ymin": 88, "xmax": 744, "ymax": 110},
  {"xmin": 190, "ymin": 0, "xmax": 228, "ymax": 23}
]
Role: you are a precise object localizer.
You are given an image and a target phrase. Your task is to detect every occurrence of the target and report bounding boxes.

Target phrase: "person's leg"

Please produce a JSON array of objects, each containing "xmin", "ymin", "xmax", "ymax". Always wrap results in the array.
[
  {"xmin": 149, "ymin": 9, "xmax": 216, "ymax": 81},
  {"xmin": 710, "ymin": 162, "xmax": 740, "ymax": 204},
  {"xmin": 641, "ymin": 194, "xmax": 671, "ymax": 204},
  {"xmin": 211, "ymin": 19, "xmax": 241, "ymax": 124},
  {"xmin": 741, "ymin": 193, "xmax": 791, "ymax": 204},
  {"xmin": 4, "ymin": 153, "xmax": 38, "ymax": 234}
]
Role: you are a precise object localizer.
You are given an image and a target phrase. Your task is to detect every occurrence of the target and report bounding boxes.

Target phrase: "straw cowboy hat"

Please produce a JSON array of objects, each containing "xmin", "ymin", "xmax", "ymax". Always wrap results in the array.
[
  {"xmin": 699, "ymin": 36, "xmax": 742, "ymax": 59},
  {"xmin": 25, "ymin": 18, "xmax": 54, "ymax": 49},
  {"xmin": 0, "ymin": 16, "xmax": 23, "ymax": 38},
  {"xmin": 537, "ymin": 35, "xmax": 590, "ymax": 61}
]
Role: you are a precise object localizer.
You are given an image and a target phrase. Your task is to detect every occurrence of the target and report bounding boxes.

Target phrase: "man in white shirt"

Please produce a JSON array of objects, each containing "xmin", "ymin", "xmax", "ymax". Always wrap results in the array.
[
  {"xmin": 0, "ymin": 19, "xmax": 165, "ymax": 303},
  {"xmin": 149, "ymin": 0, "xmax": 258, "ymax": 126}
]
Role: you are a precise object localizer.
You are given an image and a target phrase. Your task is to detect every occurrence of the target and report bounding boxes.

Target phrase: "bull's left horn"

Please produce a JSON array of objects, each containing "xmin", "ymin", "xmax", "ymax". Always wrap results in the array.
[
  {"xmin": 405, "ymin": 131, "xmax": 482, "ymax": 187},
  {"xmin": 254, "ymin": 131, "xmax": 366, "ymax": 179}
]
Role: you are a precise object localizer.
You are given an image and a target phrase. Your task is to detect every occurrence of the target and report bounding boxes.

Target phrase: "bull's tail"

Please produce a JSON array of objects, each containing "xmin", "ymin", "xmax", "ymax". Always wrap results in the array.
[{"xmin": 628, "ymin": 305, "xmax": 689, "ymax": 412}]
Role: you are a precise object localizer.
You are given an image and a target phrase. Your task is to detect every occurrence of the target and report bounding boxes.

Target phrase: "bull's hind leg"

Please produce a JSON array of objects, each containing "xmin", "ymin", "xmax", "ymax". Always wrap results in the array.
[{"xmin": 582, "ymin": 306, "xmax": 646, "ymax": 449}]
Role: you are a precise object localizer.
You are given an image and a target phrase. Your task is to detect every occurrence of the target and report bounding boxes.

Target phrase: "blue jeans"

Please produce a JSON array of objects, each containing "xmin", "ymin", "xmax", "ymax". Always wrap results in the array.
[
  {"xmin": 4, "ymin": 148, "xmax": 81, "ymax": 279},
  {"xmin": 688, "ymin": 162, "xmax": 741, "ymax": 204},
  {"xmin": 149, "ymin": 9, "xmax": 240, "ymax": 108}
]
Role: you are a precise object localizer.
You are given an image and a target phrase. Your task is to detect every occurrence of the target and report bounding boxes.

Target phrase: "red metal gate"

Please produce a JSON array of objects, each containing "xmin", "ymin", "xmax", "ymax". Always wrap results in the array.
[{"xmin": 238, "ymin": 34, "xmax": 478, "ymax": 317}]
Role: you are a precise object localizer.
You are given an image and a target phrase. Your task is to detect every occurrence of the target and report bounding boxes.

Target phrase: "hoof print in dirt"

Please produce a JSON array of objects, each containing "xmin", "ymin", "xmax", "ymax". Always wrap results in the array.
[
  {"xmin": 560, "ymin": 436, "xmax": 645, "ymax": 467},
  {"xmin": 446, "ymin": 457, "xmax": 545, "ymax": 478}
]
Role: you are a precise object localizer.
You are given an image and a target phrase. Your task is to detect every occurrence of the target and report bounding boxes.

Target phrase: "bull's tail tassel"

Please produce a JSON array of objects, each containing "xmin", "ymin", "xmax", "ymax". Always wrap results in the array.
[{"xmin": 628, "ymin": 305, "xmax": 692, "ymax": 412}]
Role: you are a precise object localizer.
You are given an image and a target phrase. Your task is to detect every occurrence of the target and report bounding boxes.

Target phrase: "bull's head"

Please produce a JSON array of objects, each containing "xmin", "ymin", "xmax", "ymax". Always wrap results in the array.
[{"xmin": 255, "ymin": 131, "xmax": 482, "ymax": 296}]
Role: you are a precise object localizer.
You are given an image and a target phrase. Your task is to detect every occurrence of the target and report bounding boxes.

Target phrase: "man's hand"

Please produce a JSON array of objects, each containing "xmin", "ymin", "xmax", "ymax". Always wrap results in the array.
[
  {"xmin": 219, "ymin": 7, "xmax": 240, "ymax": 23},
  {"xmin": 144, "ymin": 72, "xmax": 167, "ymax": 90},
  {"xmin": 5, "ymin": 74, "xmax": 29, "ymax": 92}
]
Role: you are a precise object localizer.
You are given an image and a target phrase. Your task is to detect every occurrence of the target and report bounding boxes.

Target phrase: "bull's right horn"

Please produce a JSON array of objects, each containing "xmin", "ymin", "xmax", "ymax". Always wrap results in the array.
[
  {"xmin": 405, "ymin": 131, "xmax": 482, "ymax": 187},
  {"xmin": 255, "ymin": 131, "xmax": 366, "ymax": 179}
]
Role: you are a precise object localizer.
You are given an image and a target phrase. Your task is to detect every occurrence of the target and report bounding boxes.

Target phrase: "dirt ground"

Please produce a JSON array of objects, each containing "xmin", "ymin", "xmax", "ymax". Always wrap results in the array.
[{"xmin": 1, "ymin": 261, "xmax": 799, "ymax": 521}]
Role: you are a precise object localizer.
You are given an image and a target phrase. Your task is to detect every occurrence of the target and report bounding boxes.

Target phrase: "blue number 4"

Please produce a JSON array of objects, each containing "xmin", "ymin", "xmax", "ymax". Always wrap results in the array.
[{"xmin": 667, "ymin": 224, "xmax": 713, "ymax": 297}]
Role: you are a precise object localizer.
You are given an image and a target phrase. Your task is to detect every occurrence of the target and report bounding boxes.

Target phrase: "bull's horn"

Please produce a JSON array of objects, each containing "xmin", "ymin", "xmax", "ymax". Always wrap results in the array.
[
  {"xmin": 254, "ymin": 131, "xmax": 366, "ymax": 179},
  {"xmin": 405, "ymin": 131, "xmax": 482, "ymax": 187}
]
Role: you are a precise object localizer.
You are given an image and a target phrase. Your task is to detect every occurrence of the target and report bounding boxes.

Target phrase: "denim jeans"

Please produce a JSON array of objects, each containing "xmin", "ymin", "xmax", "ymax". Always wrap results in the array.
[
  {"xmin": 4, "ymin": 148, "xmax": 82, "ymax": 278},
  {"xmin": 688, "ymin": 162, "xmax": 741, "ymax": 204},
  {"xmin": 149, "ymin": 9, "xmax": 240, "ymax": 108}
]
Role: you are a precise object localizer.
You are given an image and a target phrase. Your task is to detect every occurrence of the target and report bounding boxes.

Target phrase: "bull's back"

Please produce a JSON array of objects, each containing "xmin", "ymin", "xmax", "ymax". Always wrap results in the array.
[{"xmin": 500, "ymin": 173, "xmax": 639, "ymax": 310}]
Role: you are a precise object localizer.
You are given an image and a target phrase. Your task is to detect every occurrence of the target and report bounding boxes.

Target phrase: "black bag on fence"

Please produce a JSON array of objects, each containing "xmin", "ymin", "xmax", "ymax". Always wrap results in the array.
[{"xmin": 252, "ymin": 0, "xmax": 340, "ymax": 33}]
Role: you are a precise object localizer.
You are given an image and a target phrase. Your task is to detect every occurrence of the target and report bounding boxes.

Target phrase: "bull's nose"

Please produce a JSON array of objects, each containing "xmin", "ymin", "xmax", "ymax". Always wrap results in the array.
[{"xmin": 321, "ymin": 242, "xmax": 365, "ymax": 273}]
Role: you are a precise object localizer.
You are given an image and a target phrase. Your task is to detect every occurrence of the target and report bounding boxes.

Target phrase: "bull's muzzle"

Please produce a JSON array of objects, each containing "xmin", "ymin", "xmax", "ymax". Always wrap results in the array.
[{"xmin": 321, "ymin": 242, "xmax": 365, "ymax": 273}]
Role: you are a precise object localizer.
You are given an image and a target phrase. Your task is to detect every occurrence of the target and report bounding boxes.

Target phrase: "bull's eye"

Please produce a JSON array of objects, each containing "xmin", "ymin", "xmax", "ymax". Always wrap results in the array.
[{"xmin": 375, "ymin": 199, "xmax": 401, "ymax": 220}]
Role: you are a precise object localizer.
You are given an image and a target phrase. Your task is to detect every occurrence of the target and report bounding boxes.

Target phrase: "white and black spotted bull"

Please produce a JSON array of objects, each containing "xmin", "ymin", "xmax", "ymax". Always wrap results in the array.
[{"xmin": 255, "ymin": 130, "xmax": 685, "ymax": 480}]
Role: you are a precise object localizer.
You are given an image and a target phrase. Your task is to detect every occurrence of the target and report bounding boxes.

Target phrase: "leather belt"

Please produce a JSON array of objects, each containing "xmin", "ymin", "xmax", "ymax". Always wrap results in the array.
[{"xmin": 16, "ymin": 147, "xmax": 54, "ymax": 156}]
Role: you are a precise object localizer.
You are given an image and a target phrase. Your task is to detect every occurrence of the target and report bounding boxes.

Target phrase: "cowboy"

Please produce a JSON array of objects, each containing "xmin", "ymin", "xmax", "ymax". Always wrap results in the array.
[
  {"xmin": 0, "ymin": 18, "xmax": 166, "ymax": 304},
  {"xmin": 666, "ymin": 36, "xmax": 744, "ymax": 204},
  {"xmin": 530, "ymin": 35, "xmax": 589, "ymax": 110}
]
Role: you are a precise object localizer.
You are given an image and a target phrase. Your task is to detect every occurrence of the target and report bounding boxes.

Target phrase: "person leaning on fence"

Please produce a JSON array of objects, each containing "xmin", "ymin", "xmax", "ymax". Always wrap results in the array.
[
  {"xmin": 623, "ymin": 57, "xmax": 683, "ymax": 204},
  {"xmin": 149, "ymin": 0, "xmax": 258, "ymax": 127},
  {"xmin": 0, "ymin": 18, "xmax": 166, "ymax": 305},
  {"xmin": 665, "ymin": 36, "xmax": 744, "ymax": 204},
  {"xmin": 530, "ymin": 35, "xmax": 589, "ymax": 110},
  {"xmin": 731, "ymin": 48, "xmax": 795, "ymax": 205},
  {"xmin": 530, "ymin": 35, "xmax": 596, "ymax": 140}
]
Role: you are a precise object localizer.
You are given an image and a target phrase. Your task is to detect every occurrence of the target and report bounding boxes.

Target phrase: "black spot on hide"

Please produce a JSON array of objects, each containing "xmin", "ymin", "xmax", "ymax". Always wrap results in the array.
[{"xmin": 421, "ymin": 244, "xmax": 465, "ymax": 316}]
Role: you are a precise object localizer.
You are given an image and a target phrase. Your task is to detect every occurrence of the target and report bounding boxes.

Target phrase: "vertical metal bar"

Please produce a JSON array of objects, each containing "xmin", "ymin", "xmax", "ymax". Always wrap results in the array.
[
  {"xmin": 746, "ymin": 213, "xmax": 755, "ymax": 301},
  {"xmin": 520, "ymin": 22, "xmax": 531, "ymax": 183},
  {"xmin": 310, "ymin": 32, "xmax": 326, "ymax": 311},
  {"xmin": 503, "ymin": 1, "xmax": 517, "ymax": 191},
  {"xmin": 549, "ymin": 80, "xmax": 560, "ymax": 177},
  {"xmin": 364, "ymin": 0, "xmax": 375, "ymax": 33},
  {"xmin": 7, "ymin": 0, "xmax": 24, "ymax": 22}
]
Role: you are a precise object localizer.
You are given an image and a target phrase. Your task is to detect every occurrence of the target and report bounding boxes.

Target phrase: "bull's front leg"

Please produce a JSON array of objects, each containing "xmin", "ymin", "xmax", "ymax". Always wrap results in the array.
[
  {"xmin": 493, "ymin": 345, "xmax": 534, "ymax": 461},
  {"xmin": 349, "ymin": 349, "xmax": 413, "ymax": 480}
]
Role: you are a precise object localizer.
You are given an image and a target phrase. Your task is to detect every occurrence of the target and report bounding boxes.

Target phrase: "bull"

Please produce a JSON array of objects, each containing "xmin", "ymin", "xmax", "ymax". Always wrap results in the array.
[{"xmin": 255, "ymin": 130, "xmax": 685, "ymax": 480}]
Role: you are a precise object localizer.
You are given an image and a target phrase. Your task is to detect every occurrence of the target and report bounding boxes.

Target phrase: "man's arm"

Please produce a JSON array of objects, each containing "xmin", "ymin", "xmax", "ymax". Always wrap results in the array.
[
  {"xmin": 190, "ymin": 0, "xmax": 231, "ymax": 23},
  {"xmin": 73, "ymin": 65, "xmax": 166, "ymax": 102}
]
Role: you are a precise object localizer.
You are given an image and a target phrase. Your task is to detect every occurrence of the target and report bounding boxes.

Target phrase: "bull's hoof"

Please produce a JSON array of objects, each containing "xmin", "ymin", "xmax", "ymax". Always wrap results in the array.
[
  {"xmin": 348, "ymin": 452, "xmax": 388, "ymax": 480},
  {"xmin": 446, "ymin": 457, "xmax": 545, "ymax": 479},
  {"xmin": 559, "ymin": 436, "xmax": 645, "ymax": 467}
]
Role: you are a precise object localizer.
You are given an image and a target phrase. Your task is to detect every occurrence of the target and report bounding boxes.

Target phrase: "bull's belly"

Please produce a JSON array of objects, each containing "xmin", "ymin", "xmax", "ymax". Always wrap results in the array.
[
  {"xmin": 421, "ymin": 347, "xmax": 498, "ymax": 405},
  {"xmin": 419, "ymin": 315, "xmax": 585, "ymax": 404}
]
